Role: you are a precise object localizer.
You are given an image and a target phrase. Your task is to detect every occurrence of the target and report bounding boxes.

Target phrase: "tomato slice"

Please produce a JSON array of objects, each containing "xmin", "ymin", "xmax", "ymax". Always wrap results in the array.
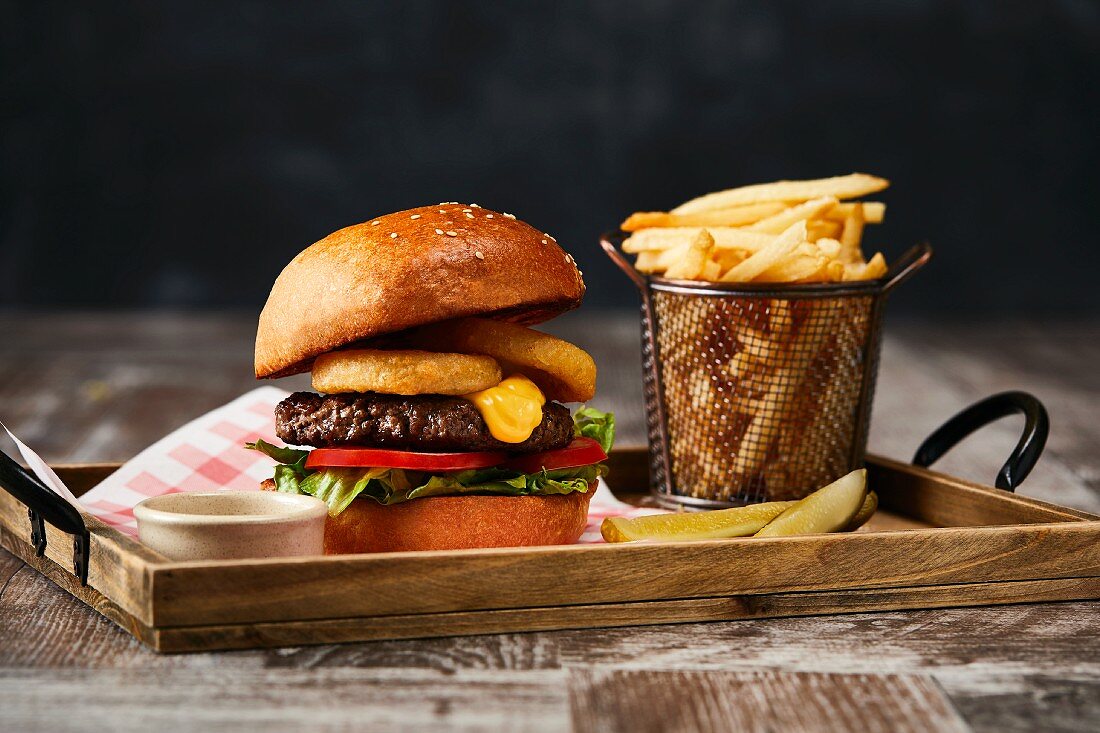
[
  {"xmin": 305, "ymin": 447, "xmax": 509, "ymax": 472},
  {"xmin": 499, "ymin": 437, "xmax": 607, "ymax": 474}
]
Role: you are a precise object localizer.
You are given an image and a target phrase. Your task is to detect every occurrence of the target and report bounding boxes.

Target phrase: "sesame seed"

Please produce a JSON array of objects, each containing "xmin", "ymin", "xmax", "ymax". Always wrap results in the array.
[
  {"xmin": 371, "ymin": 221, "xmax": 380, "ymax": 226},
  {"xmin": 440, "ymin": 201, "xmax": 458, "ymax": 205},
  {"xmin": 390, "ymin": 232, "xmax": 398, "ymax": 239},
  {"xmin": 410, "ymin": 214, "xmax": 421, "ymax": 219},
  {"xmin": 486, "ymin": 214, "xmax": 494, "ymax": 219},
  {"xmin": 503, "ymin": 212, "xmax": 516, "ymax": 219},
  {"xmin": 470, "ymin": 203, "xmax": 480, "ymax": 208},
  {"xmin": 474, "ymin": 251, "xmax": 485, "ymax": 260},
  {"xmin": 445, "ymin": 230, "xmax": 457, "ymax": 236},
  {"xmin": 439, "ymin": 209, "xmax": 447, "ymax": 213},
  {"xmin": 435, "ymin": 228, "xmax": 444, "ymax": 234},
  {"xmin": 541, "ymin": 239, "xmax": 547, "ymax": 244},
  {"xmin": 545, "ymin": 233, "xmax": 556, "ymax": 241},
  {"xmin": 465, "ymin": 213, "xmax": 474, "ymax": 219},
  {"xmin": 462, "ymin": 208, "xmax": 472, "ymax": 212}
]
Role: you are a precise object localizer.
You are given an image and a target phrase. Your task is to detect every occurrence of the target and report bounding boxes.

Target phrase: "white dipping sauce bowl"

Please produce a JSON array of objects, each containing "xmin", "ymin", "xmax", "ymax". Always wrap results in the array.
[{"xmin": 133, "ymin": 491, "xmax": 327, "ymax": 560}]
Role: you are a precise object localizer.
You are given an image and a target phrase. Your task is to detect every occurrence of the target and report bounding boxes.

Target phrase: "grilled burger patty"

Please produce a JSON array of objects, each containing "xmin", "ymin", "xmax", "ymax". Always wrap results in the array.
[{"xmin": 275, "ymin": 391, "xmax": 574, "ymax": 453}]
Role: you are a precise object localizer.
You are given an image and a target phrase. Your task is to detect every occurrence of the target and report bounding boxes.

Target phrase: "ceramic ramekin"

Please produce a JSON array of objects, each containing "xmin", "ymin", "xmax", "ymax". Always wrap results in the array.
[{"xmin": 133, "ymin": 491, "xmax": 327, "ymax": 560}]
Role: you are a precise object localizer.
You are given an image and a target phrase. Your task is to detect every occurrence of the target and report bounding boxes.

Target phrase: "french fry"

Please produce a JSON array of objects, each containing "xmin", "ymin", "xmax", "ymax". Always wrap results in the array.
[
  {"xmin": 823, "ymin": 259, "xmax": 846, "ymax": 281},
  {"xmin": 807, "ymin": 219, "xmax": 843, "ymax": 242},
  {"xmin": 730, "ymin": 302, "xmax": 840, "ymax": 477},
  {"xmin": 672, "ymin": 173, "xmax": 889, "ymax": 214},
  {"xmin": 728, "ymin": 349, "xmax": 756, "ymax": 379},
  {"xmin": 737, "ymin": 324, "xmax": 785, "ymax": 365},
  {"xmin": 748, "ymin": 197, "xmax": 838, "ymax": 234},
  {"xmin": 712, "ymin": 248, "xmax": 748, "ymax": 273},
  {"xmin": 728, "ymin": 392, "xmax": 764, "ymax": 415},
  {"xmin": 664, "ymin": 229, "xmax": 714, "ymax": 279},
  {"xmin": 623, "ymin": 227, "xmax": 775, "ymax": 254},
  {"xmin": 827, "ymin": 201, "xmax": 885, "ymax": 224},
  {"xmin": 632, "ymin": 251, "xmax": 663, "ymax": 274},
  {"xmin": 840, "ymin": 202, "xmax": 865, "ymax": 264},
  {"xmin": 862, "ymin": 252, "xmax": 887, "ymax": 279},
  {"xmin": 621, "ymin": 202, "xmax": 787, "ymax": 231},
  {"xmin": 769, "ymin": 301, "xmax": 794, "ymax": 337},
  {"xmin": 702, "ymin": 258, "xmax": 721, "ymax": 281},
  {"xmin": 815, "ymin": 238, "xmax": 842, "ymax": 259},
  {"xmin": 842, "ymin": 252, "xmax": 887, "ymax": 281},
  {"xmin": 756, "ymin": 255, "xmax": 828, "ymax": 283},
  {"xmin": 720, "ymin": 221, "xmax": 806, "ymax": 282},
  {"xmin": 634, "ymin": 242, "xmax": 689, "ymax": 273}
]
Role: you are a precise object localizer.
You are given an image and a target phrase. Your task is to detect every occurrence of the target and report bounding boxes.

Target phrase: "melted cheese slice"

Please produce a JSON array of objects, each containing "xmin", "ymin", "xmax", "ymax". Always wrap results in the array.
[{"xmin": 464, "ymin": 374, "xmax": 546, "ymax": 443}]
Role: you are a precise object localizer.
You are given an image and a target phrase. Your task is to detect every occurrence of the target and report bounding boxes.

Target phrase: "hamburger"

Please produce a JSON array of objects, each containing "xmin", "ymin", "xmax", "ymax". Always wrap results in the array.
[{"xmin": 247, "ymin": 203, "xmax": 614, "ymax": 554}]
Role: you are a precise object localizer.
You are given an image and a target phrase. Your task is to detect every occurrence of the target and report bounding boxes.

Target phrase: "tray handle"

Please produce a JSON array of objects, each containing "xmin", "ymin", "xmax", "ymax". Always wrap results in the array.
[
  {"xmin": 912, "ymin": 391, "xmax": 1049, "ymax": 492},
  {"xmin": 0, "ymin": 447, "xmax": 90, "ymax": 584}
]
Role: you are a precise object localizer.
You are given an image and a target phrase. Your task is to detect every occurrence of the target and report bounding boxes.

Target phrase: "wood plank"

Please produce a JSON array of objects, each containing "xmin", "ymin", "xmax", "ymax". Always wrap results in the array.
[
  {"xmin": 551, "ymin": 602, "xmax": 1100, "ymax": 688},
  {"xmin": 147, "ymin": 576, "xmax": 1100, "ymax": 653},
  {"xmin": 870, "ymin": 455, "xmax": 1098, "ymax": 526},
  {"xmin": 0, "ymin": 528, "xmax": 159, "ymax": 649},
  {"xmin": 147, "ymin": 520, "xmax": 1100, "ymax": 627},
  {"xmin": 940, "ymin": 674, "xmax": 1100, "ymax": 733},
  {"xmin": 568, "ymin": 669, "xmax": 968, "ymax": 733},
  {"xmin": 0, "ymin": 667, "xmax": 571, "ymax": 733}
]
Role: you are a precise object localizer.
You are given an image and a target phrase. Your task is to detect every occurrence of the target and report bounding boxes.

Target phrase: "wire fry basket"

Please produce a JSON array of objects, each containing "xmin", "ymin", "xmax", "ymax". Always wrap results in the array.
[{"xmin": 603, "ymin": 234, "xmax": 932, "ymax": 509}]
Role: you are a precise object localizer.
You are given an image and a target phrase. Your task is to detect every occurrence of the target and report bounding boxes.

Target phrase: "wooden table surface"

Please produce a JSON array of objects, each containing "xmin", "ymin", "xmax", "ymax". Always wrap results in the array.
[{"xmin": 1, "ymin": 311, "xmax": 1098, "ymax": 732}]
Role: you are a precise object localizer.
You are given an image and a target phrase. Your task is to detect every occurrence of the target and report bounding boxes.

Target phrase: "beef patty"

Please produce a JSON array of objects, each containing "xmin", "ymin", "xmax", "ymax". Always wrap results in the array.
[{"xmin": 275, "ymin": 392, "xmax": 574, "ymax": 453}]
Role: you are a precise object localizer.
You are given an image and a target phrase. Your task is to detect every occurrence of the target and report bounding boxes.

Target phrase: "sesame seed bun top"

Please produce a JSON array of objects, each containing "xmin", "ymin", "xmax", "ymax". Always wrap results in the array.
[{"xmin": 254, "ymin": 204, "xmax": 585, "ymax": 379}]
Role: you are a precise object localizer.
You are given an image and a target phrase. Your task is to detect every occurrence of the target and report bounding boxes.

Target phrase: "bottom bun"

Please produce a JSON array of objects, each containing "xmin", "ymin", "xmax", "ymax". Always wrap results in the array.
[{"xmin": 261, "ymin": 480, "xmax": 597, "ymax": 554}]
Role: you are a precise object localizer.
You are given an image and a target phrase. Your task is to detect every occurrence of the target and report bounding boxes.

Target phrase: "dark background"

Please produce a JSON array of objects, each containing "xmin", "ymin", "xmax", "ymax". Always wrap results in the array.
[{"xmin": 2, "ymin": 1, "xmax": 1098, "ymax": 315}]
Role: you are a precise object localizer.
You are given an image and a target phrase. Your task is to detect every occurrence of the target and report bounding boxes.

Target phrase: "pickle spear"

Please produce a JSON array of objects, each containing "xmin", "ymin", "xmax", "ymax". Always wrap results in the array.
[
  {"xmin": 601, "ymin": 500, "xmax": 796, "ymax": 543},
  {"xmin": 843, "ymin": 490, "xmax": 878, "ymax": 532},
  {"xmin": 755, "ymin": 469, "xmax": 867, "ymax": 538}
]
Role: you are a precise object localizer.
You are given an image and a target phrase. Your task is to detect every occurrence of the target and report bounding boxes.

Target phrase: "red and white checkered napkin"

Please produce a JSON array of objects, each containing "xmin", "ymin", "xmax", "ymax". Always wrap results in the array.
[
  {"xmin": 578, "ymin": 482, "xmax": 667, "ymax": 543},
  {"xmin": 79, "ymin": 387, "xmax": 288, "ymax": 537},
  {"xmin": 79, "ymin": 387, "xmax": 665, "ymax": 544}
]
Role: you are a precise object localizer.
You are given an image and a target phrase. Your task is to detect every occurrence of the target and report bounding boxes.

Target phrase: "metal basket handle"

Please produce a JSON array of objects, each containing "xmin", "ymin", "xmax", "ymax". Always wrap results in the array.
[
  {"xmin": 882, "ymin": 242, "xmax": 933, "ymax": 292},
  {"xmin": 912, "ymin": 391, "xmax": 1049, "ymax": 492},
  {"xmin": 600, "ymin": 233, "xmax": 646, "ymax": 290}
]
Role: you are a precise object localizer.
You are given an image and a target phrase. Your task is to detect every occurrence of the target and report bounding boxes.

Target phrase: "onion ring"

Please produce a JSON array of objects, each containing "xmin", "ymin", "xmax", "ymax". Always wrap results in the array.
[
  {"xmin": 401, "ymin": 318, "xmax": 596, "ymax": 403},
  {"xmin": 312, "ymin": 349, "xmax": 502, "ymax": 396}
]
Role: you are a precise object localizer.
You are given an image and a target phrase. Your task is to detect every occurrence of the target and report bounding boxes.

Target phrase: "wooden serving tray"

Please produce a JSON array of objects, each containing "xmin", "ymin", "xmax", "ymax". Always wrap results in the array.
[{"xmin": 1, "ymin": 447, "xmax": 1099, "ymax": 653}]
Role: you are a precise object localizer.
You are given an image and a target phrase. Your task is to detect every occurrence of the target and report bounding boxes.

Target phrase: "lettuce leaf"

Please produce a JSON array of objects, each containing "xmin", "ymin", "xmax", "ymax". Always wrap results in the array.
[
  {"xmin": 573, "ymin": 407, "xmax": 615, "ymax": 453},
  {"xmin": 403, "ymin": 464, "xmax": 603, "ymax": 503},
  {"xmin": 246, "ymin": 439, "xmax": 310, "ymax": 479},
  {"xmin": 275, "ymin": 463, "xmax": 602, "ymax": 516},
  {"xmin": 246, "ymin": 408, "xmax": 615, "ymax": 516}
]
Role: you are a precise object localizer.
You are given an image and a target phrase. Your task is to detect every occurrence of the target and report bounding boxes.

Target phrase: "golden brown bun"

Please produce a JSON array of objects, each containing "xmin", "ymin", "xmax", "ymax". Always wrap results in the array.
[
  {"xmin": 255, "ymin": 204, "xmax": 585, "ymax": 378},
  {"xmin": 261, "ymin": 479, "xmax": 596, "ymax": 553}
]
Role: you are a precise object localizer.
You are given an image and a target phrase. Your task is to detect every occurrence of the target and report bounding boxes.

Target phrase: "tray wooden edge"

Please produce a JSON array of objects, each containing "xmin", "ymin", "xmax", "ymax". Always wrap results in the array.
[{"xmin": 148, "ymin": 576, "xmax": 1100, "ymax": 653}]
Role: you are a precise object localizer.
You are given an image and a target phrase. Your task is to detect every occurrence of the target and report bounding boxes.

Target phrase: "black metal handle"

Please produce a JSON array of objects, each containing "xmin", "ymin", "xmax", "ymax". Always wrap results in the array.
[
  {"xmin": 912, "ymin": 391, "xmax": 1049, "ymax": 492},
  {"xmin": 0, "ymin": 447, "xmax": 90, "ymax": 584}
]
